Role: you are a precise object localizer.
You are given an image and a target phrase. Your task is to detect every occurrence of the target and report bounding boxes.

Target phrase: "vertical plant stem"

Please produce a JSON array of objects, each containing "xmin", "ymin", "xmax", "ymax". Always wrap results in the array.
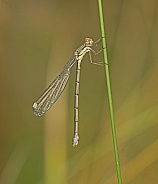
[{"xmin": 98, "ymin": 0, "xmax": 122, "ymax": 184}]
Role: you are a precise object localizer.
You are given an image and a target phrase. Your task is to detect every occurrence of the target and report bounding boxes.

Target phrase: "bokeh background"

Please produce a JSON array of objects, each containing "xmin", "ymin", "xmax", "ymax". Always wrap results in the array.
[{"xmin": 0, "ymin": 0, "xmax": 158, "ymax": 184}]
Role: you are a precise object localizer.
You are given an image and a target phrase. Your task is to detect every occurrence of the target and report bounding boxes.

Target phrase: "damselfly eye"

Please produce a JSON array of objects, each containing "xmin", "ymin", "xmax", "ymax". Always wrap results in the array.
[
  {"xmin": 90, "ymin": 40, "xmax": 94, "ymax": 45},
  {"xmin": 85, "ymin": 38, "xmax": 89, "ymax": 42},
  {"xmin": 85, "ymin": 38, "xmax": 93, "ymax": 46}
]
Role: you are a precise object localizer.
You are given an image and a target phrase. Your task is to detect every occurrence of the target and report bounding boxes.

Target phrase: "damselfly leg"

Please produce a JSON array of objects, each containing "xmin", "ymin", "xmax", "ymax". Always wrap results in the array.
[{"xmin": 88, "ymin": 38, "xmax": 104, "ymax": 66}]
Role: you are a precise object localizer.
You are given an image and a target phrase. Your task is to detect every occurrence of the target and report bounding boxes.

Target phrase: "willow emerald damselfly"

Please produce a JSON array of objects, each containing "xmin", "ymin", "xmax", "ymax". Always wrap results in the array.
[{"xmin": 32, "ymin": 37, "xmax": 103, "ymax": 146}]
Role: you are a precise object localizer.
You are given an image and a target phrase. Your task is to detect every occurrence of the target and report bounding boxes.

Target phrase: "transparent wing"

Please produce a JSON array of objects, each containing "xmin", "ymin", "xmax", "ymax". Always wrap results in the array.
[{"xmin": 33, "ymin": 57, "xmax": 76, "ymax": 116}]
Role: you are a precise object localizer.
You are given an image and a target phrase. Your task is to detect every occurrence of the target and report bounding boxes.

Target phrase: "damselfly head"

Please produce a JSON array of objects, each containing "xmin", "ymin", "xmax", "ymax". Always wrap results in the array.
[{"xmin": 85, "ymin": 37, "xmax": 94, "ymax": 46}]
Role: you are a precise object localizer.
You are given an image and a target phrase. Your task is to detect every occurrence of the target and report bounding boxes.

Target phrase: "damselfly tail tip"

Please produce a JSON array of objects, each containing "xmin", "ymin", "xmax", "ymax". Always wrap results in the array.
[{"xmin": 72, "ymin": 134, "xmax": 79, "ymax": 147}]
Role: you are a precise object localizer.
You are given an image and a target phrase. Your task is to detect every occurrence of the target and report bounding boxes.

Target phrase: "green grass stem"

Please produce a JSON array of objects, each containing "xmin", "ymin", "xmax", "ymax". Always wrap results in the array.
[{"xmin": 98, "ymin": 0, "xmax": 123, "ymax": 183}]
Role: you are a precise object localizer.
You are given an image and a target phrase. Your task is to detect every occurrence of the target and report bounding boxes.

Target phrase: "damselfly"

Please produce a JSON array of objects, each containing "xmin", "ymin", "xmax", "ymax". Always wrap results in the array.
[{"xmin": 33, "ymin": 37, "xmax": 103, "ymax": 146}]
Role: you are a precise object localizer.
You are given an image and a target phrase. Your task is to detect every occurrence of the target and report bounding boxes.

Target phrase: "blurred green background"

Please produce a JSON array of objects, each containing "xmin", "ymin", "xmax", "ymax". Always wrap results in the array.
[{"xmin": 0, "ymin": 0, "xmax": 158, "ymax": 184}]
